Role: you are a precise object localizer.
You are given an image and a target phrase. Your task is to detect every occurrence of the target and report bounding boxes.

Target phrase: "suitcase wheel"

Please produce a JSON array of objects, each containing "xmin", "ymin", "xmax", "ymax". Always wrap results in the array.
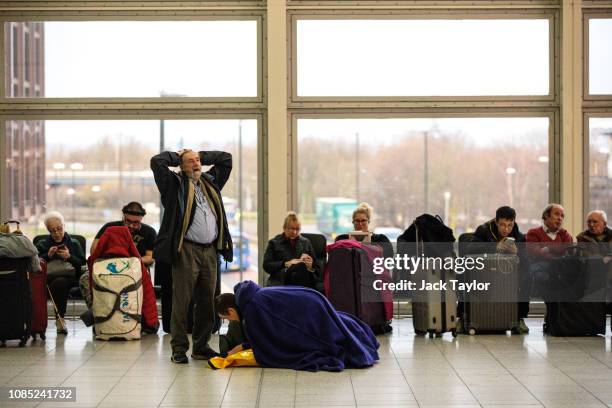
[
  {"xmin": 0, "ymin": 340, "xmax": 5, "ymax": 348},
  {"xmin": 451, "ymin": 329, "xmax": 458, "ymax": 338},
  {"xmin": 542, "ymin": 323, "xmax": 548, "ymax": 334},
  {"xmin": 19, "ymin": 338, "xmax": 27, "ymax": 347},
  {"xmin": 468, "ymin": 328, "xmax": 476, "ymax": 336},
  {"xmin": 415, "ymin": 329, "xmax": 426, "ymax": 336},
  {"xmin": 511, "ymin": 326, "xmax": 519, "ymax": 335},
  {"xmin": 428, "ymin": 331, "xmax": 435, "ymax": 339},
  {"xmin": 31, "ymin": 333, "xmax": 37, "ymax": 341}
]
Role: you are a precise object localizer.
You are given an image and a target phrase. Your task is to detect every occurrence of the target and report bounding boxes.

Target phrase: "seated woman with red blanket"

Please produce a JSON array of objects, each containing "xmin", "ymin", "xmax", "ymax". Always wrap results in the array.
[{"xmin": 214, "ymin": 280, "xmax": 379, "ymax": 372}]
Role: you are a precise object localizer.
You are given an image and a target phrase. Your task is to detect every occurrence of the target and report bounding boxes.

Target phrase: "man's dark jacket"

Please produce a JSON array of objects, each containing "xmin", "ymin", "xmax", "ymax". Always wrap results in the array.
[
  {"xmin": 151, "ymin": 150, "xmax": 233, "ymax": 264},
  {"xmin": 467, "ymin": 219, "xmax": 525, "ymax": 254}
]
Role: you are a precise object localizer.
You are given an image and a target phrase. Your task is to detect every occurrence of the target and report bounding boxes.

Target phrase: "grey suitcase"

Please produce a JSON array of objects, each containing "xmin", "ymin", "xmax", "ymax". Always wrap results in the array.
[
  {"xmin": 410, "ymin": 225, "xmax": 457, "ymax": 338},
  {"xmin": 462, "ymin": 254, "xmax": 520, "ymax": 335},
  {"xmin": 412, "ymin": 264, "xmax": 458, "ymax": 338}
]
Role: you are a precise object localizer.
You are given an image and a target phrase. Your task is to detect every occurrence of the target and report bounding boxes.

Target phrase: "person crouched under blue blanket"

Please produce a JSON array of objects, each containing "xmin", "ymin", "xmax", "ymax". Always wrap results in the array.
[{"xmin": 214, "ymin": 280, "xmax": 380, "ymax": 372}]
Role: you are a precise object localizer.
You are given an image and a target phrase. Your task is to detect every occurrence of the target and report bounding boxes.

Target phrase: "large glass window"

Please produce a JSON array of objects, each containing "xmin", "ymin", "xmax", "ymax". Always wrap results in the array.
[
  {"xmin": 4, "ymin": 119, "xmax": 259, "ymax": 289},
  {"xmin": 297, "ymin": 19, "xmax": 550, "ymax": 97},
  {"xmin": 297, "ymin": 118, "xmax": 549, "ymax": 239},
  {"xmin": 589, "ymin": 118, "xmax": 612, "ymax": 217},
  {"xmin": 588, "ymin": 18, "xmax": 612, "ymax": 95},
  {"xmin": 4, "ymin": 21, "xmax": 258, "ymax": 98}
]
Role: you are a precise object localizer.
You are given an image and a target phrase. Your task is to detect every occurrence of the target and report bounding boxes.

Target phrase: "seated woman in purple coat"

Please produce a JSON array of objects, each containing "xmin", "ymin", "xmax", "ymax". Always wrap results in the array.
[{"xmin": 215, "ymin": 280, "xmax": 379, "ymax": 372}]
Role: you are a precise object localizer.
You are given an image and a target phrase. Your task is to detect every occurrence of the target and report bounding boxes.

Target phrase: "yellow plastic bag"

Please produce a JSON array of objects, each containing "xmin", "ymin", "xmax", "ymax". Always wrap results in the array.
[{"xmin": 208, "ymin": 349, "xmax": 259, "ymax": 369}]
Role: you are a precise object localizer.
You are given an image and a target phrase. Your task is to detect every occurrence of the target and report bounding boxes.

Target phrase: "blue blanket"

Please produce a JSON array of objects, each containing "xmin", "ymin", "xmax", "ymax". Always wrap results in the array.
[{"xmin": 234, "ymin": 280, "xmax": 379, "ymax": 372}]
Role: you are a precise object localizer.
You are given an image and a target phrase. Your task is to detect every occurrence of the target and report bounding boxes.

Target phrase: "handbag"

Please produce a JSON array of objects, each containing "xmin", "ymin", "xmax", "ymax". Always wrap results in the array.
[{"xmin": 47, "ymin": 259, "xmax": 76, "ymax": 279}]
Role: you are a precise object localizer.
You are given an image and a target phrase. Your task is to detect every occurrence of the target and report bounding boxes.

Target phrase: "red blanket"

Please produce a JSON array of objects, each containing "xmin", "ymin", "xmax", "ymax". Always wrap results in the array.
[{"xmin": 88, "ymin": 226, "xmax": 159, "ymax": 331}]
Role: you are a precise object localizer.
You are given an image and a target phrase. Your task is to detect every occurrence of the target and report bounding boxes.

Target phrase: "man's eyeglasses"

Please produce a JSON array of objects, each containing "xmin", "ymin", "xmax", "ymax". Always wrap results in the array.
[
  {"xmin": 48, "ymin": 226, "xmax": 63, "ymax": 233},
  {"xmin": 124, "ymin": 218, "xmax": 142, "ymax": 227},
  {"xmin": 353, "ymin": 219, "xmax": 368, "ymax": 225}
]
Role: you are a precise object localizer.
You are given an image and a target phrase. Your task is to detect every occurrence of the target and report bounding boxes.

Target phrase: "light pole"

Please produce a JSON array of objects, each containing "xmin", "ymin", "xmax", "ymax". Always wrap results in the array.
[
  {"xmin": 52, "ymin": 162, "xmax": 65, "ymax": 208},
  {"xmin": 70, "ymin": 162, "xmax": 83, "ymax": 232},
  {"xmin": 355, "ymin": 132, "xmax": 360, "ymax": 201},
  {"xmin": 443, "ymin": 191, "xmax": 451, "ymax": 225},
  {"xmin": 506, "ymin": 167, "xmax": 516, "ymax": 207},
  {"xmin": 158, "ymin": 91, "xmax": 186, "ymax": 225},
  {"xmin": 424, "ymin": 131, "xmax": 429, "ymax": 213},
  {"xmin": 238, "ymin": 120, "xmax": 244, "ymax": 281}
]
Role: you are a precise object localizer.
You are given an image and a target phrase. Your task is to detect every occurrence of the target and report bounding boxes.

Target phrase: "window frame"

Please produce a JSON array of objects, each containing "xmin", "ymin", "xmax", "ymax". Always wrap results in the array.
[
  {"xmin": 288, "ymin": 9, "xmax": 560, "ymax": 105},
  {"xmin": 582, "ymin": 111, "xmax": 612, "ymax": 213},
  {"xmin": 583, "ymin": 12, "xmax": 612, "ymax": 101},
  {"xmin": 0, "ymin": 14, "xmax": 266, "ymax": 104}
]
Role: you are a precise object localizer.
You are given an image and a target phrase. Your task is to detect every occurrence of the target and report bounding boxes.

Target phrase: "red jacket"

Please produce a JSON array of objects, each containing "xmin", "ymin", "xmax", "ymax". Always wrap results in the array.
[
  {"xmin": 88, "ymin": 226, "xmax": 159, "ymax": 331},
  {"xmin": 525, "ymin": 226, "xmax": 573, "ymax": 259}
]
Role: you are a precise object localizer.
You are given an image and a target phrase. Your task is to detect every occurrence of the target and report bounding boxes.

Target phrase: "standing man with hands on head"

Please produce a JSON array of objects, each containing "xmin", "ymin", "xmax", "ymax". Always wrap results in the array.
[{"xmin": 151, "ymin": 147, "xmax": 233, "ymax": 364}]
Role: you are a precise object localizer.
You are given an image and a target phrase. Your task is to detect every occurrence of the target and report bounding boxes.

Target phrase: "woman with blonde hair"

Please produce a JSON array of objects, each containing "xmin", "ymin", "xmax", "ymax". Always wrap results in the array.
[
  {"xmin": 335, "ymin": 202, "xmax": 393, "ymax": 259},
  {"xmin": 262, "ymin": 212, "xmax": 319, "ymax": 288}
]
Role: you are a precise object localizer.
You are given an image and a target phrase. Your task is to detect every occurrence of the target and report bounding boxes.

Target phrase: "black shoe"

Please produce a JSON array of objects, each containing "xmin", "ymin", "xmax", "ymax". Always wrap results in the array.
[
  {"xmin": 192, "ymin": 347, "xmax": 220, "ymax": 360},
  {"xmin": 171, "ymin": 352, "xmax": 188, "ymax": 364},
  {"xmin": 141, "ymin": 324, "xmax": 159, "ymax": 334}
]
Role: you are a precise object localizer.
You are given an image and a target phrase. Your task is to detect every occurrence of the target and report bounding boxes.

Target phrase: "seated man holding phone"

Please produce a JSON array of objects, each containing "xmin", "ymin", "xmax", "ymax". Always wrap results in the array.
[{"xmin": 468, "ymin": 206, "xmax": 528, "ymax": 333}]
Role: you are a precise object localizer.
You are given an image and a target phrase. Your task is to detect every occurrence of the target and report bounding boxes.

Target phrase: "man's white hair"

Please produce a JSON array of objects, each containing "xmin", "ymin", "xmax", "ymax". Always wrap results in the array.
[
  {"xmin": 587, "ymin": 210, "xmax": 608, "ymax": 223},
  {"xmin": 44, "ymin": 211, "xmax": 65, "ymax": 228}
]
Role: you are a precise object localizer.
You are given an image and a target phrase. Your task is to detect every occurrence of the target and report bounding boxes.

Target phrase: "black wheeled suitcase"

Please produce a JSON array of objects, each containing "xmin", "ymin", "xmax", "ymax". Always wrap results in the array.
[
  {"xmin": 0, "ymin": 257, "xmax": 32, "ymax": 347},
  {"xmin": 543, "ymin": 256, "xmax": 607, "ymax": 336},
  {"xmin": 462, "ymin": 254, "xmax": 520, "ymax": 335}
]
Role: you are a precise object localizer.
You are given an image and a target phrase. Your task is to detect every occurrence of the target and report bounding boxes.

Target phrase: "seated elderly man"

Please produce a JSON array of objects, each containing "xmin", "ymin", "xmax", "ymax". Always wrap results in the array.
[
  {"xmin": 577, "ymin": 210, "xmax": 612, "ymax": 261},
  {"xmin": 526, "ymin": 203, "xmax": 573, "ymax": 301},
  {"xmin": 526, "ymin": 203, "xmax": 573, "ymax": 259}
]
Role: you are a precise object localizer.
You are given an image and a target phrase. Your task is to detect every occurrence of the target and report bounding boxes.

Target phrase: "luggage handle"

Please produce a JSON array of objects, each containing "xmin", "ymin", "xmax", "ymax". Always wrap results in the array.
[{"xmin": 1, "ymin": 220, "xmax": 21, "ymax": 234}]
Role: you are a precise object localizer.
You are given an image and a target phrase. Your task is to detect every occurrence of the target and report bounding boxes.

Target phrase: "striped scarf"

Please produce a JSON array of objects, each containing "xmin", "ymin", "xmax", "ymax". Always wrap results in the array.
[{"xmin": 178, "ymin": 177, "xmax": 226, "ymax": 253}]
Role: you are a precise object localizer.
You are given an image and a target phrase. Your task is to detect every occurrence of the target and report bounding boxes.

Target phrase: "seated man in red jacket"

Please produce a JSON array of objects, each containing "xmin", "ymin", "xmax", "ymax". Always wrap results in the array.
[
  {"xmin": 526, "ymin": 203, "xmax": 573, "ymax": 259},
  {"xmin": 526, "ymin": 203, "xmax": 573, "ymax": 300}
]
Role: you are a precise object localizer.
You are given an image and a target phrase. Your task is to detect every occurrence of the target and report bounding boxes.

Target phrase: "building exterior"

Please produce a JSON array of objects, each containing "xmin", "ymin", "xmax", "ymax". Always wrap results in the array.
[{"xmin": 4, "ymin": 22, "xmax": 45, "ymax": 221}]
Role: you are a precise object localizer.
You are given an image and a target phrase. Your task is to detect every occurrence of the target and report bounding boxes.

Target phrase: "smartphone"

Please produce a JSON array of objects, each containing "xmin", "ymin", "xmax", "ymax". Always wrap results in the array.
[{"xmin": 57, "ymin": 244, "xmax": 66, "ymax": 250}]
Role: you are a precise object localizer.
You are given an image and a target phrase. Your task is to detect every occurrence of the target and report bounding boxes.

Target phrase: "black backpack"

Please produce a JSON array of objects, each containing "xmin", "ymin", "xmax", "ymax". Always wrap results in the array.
[{"xmin": 398, "ymin": 214, "xmax": 455, "ymax": 257}]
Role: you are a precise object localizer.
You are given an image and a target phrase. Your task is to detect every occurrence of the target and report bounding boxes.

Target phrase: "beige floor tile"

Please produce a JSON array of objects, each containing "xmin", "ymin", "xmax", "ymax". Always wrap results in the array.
[{"xmin": 0, "ymin": 318, "xmax": 611, "ymax": 408}]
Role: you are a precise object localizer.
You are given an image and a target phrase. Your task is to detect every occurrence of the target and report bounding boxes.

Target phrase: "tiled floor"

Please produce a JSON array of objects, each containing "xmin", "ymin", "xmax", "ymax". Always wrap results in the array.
[{"xmin": 1, "ymin": 318, "xmax": 612, "ymax": 408}]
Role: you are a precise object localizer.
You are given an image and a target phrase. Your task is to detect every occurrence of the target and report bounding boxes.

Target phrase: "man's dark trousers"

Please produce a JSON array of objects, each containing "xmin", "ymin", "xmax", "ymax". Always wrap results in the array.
[{"xmin": 171, "ymin": 240, "xmax": 217, "ymax": 354}]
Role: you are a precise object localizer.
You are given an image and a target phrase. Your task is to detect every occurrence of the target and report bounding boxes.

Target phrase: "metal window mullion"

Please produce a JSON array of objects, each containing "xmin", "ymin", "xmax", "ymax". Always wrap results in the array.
[
  {"xmin": 0, "ymin": 119, "xmax": 7, "ymax": 221},
  {"xmin": 287, "ymin": 1, "xmax": 561, "ymax": 11}
]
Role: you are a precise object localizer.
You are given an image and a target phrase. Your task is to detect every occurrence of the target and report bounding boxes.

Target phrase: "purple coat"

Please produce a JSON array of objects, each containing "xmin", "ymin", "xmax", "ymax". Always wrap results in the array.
[{"xmin": 234, "ymin": 280, "xmax": 379, "ymax": 372}]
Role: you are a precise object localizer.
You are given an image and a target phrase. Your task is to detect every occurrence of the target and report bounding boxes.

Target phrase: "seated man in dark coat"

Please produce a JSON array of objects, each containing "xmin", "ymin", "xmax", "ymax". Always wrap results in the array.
[
  {"xmin": 262, "ymin": 212, "xmax": 319, "ymax": 288},
  {"xmin": 214, "ymin": 280, "xmax": 379, "ymax": 372},
  {"xmin": 464, "ymin": 206, "xmax": 529, "ymax": 333},
  {"xmin": 576, "ymin": 210, "xmax": 612, "ymax": 260}
]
